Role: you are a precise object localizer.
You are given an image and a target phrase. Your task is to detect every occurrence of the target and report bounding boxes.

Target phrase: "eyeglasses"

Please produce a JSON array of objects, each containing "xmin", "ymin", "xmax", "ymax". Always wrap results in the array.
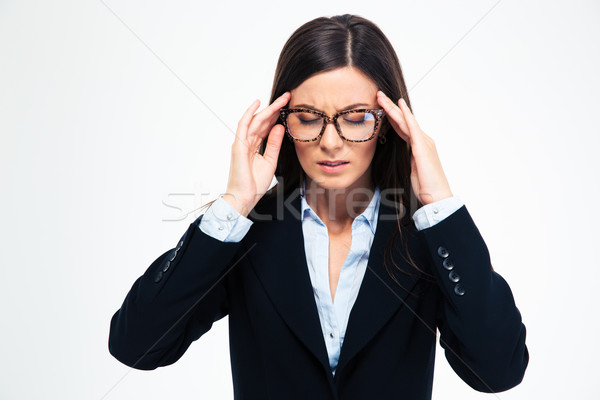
[{"xmin": 279, "ymin": 107, "xmax": 385, "ymax": 143}]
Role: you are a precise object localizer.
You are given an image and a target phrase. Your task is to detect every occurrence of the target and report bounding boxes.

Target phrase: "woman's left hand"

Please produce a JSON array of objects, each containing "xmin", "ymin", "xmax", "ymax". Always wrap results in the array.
[{"xmin": 376, "ymin": 90, "xmax": 454, "ymax": 206}]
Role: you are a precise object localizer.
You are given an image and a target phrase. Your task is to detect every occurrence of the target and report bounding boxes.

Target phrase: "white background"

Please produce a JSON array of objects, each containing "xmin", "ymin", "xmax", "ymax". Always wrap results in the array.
[{"xmin": 1, "ymin": 0, "xmax": 598, "ymax": 399}]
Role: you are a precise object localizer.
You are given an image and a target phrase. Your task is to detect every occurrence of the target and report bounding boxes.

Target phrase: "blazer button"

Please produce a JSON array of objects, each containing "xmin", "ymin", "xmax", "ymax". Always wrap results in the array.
[
  {"xmin": 442, "ymin": 258, "xmax": 454, "ymax": 270},
  {"xmin": 448, "ymin": 270, "xmax": 460, "ymax": 282},
  {"xmin": 154, "ymin": 270, "xmax": 164, "ymax": 283},
  {"xmin": 454, "ymin": 283, "xmax": 465, "ymax": 296},
  {"xmin": 437, "ymin": 246, "xmax": 449, "ymax": 258},
  {"xmin": 162, "ymin": 260, "xmax": 171, "ymax": 273}
]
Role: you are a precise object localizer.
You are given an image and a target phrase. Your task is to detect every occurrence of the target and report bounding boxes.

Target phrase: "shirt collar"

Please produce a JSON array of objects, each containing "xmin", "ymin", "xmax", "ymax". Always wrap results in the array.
[{"xmin": 300, "ymin": 179, "xmax": 381, "ymax": 235}]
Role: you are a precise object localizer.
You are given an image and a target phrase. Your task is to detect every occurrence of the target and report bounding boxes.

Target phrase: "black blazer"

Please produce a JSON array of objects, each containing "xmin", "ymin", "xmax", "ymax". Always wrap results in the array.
[{"xmin": 108, "ymin": 189, "xmax": 529, "ymax": 399}]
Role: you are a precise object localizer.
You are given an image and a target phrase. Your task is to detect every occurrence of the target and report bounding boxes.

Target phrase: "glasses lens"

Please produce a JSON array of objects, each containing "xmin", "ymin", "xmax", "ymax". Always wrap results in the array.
[
  {"xmin": 286, "ymin": 111, "xmax": 323, "ymax": 140},
  {"xmin": 338, "ymin": 111, "xmax": 376, "ymax": 141},
  {"xmin": 285, "ymin": 110, "xmax": 378, "ymax": 141}
]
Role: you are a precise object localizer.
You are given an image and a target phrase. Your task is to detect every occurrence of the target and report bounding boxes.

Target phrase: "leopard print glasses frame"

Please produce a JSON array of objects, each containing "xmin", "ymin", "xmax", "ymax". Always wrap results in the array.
[{"xmin": 279, "ymin": 108, "xmax": 386, "ymax": 143}]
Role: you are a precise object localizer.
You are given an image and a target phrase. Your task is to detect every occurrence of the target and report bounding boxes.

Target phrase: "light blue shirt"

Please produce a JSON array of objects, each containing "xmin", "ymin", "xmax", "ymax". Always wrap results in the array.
[
  {"xmin": 300, "ymin": 184, "xmax": 380, "ymax": 376},
  {"xmin": 198, "ymin": 184, "xmax": 463, "ymax": 375}
]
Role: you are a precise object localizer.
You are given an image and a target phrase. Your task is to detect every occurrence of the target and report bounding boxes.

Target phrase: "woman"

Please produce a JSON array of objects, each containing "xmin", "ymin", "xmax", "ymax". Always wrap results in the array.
[{"xmin": 108, "ymin": 14, "xmax": 529, "ymax": 399}]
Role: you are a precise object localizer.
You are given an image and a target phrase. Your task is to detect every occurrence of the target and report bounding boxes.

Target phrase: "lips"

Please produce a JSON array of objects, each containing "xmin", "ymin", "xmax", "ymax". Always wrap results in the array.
[{"xmin": 317, "ymin": 160, "xmax": 349, "ymax": 166}]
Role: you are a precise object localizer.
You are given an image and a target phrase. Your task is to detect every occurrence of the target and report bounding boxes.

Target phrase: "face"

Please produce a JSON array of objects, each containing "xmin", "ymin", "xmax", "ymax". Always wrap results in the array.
[{"xmin": 289, "ymin": 66, "xmax": 382, "ymax": 193}]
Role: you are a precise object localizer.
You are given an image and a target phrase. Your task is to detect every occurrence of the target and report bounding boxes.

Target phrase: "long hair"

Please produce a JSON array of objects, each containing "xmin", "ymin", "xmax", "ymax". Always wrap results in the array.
[{"xmin": 256, "ymin": 14, "xmax": 435, "ymax": 287}]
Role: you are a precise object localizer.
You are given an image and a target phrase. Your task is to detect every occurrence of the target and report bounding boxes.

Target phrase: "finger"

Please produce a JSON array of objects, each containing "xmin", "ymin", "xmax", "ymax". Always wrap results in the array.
[
  {"xmin": 398, "ymin": 98, "xmax": 421, "ymax": 133},
  {"xmin": 264, "ymin": 91, "xmax": 291, "ymax": 114},
  {"xmin": 376, "ymin": 91, "xmax": 410, "ymax": 142},
  {"xmin": 262, "ymin": 124, "xmax": 286, "ymax": 168},
  {"xmin": 249, "ymin": 92, "xmax": 291, "ymax": 134},
  {"xmin": 252, "ymin": 92, "xmax": 291, "ymax": 124},
  {"xmin": 264, "ymin": 107, "xmax": 286, "ymax": 134},
  {"xmin": 237, "ymin": 99, "xmax": 261, "ymax": 141}
]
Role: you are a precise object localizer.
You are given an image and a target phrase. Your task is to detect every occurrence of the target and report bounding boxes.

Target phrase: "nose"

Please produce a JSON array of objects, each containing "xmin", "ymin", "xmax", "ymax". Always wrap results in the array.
[{"xmin": 319, "ymin": 120, "xmax": 344, "ymax": 149}]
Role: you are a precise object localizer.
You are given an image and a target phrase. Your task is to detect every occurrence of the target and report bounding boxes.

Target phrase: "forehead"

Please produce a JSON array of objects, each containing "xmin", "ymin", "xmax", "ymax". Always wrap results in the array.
[{"xmin": 290, "ymin": 67, "xmax": 378, "ymax": 109}]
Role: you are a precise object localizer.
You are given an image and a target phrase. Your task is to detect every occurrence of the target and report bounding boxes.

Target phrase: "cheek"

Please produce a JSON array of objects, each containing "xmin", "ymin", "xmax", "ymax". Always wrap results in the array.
[
  {"xmin": 293, "ymin": 144, "xmax": 310, "ymax": 168},
  {"xmin": 359, "ymin": 142, "xmax": 378, "ymax": 167}
]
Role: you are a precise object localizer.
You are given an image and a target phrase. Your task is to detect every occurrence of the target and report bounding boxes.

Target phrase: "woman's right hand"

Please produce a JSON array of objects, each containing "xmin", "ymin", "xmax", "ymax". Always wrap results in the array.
[{"xmin": 223, "ymin": 91, "xmax": 291, "ymax": 217}]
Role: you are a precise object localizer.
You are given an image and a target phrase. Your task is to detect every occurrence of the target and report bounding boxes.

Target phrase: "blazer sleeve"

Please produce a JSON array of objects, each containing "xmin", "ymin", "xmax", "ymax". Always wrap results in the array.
[
  {"xmin": 108, "ymin": 214, "xmax": 247, "ymax": 370},
  {"xmin": 417, "ymin": 205, "xmax": 529, "ymax": 392}
]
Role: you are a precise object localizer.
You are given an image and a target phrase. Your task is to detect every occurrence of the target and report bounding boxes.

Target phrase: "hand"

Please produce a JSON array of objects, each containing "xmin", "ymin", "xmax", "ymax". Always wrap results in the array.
[
  {"xmin": 223, "ymin": 91, "xmax": 291, "ymax": 216},
  {"xmin": 376, "ymin": 90, "xmax": 453, "ymax": 205}
]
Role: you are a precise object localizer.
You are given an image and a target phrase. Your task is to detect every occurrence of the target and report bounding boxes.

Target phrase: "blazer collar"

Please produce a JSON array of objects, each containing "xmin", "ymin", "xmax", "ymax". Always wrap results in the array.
[{"xmin": 247, "ymin": 187, "xmax": 421, "ymax": 381}]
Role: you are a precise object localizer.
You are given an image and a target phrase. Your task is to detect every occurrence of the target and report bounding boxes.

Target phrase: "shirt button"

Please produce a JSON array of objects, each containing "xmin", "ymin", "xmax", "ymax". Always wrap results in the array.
[
  {"xmin": 433, "ymin": 207, "xmax": 439, "ymax": 214},
  {"xmin": 218, "ymin": 226, "xmax": 224, "ymax": 230},
  {"xmin": 329, "ymin": 332, "xmax": 334, "ymax": 339},
  {"xmin": 226, "ymin": 213, "xmax": 232, "ymax": 220}
]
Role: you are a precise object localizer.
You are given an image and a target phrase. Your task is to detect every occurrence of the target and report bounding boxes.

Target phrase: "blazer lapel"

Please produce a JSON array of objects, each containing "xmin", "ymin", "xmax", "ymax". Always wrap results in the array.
[
  {"xmin": 247, "ymin": 190, "xmax": 332, "ymax": 375},
  {"xmin": 334, "ymin": 197, "xmax": 421, "ymax": 375}
]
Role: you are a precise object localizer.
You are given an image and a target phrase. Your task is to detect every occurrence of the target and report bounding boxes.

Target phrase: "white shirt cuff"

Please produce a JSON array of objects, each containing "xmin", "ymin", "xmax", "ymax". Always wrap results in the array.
[
  {"xmin": 198, "ymin": 196, "xmax": 254, "ymax": 242},
  {"xmin": 412, "ymin": 196, "xmax": 464, "ymax": 231}
]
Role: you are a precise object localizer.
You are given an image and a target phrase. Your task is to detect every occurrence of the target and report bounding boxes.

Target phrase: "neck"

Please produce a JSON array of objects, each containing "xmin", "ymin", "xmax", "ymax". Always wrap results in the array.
[{"xmin": 303, "ymin": 175, "xmax": 376, "ymax": 233}]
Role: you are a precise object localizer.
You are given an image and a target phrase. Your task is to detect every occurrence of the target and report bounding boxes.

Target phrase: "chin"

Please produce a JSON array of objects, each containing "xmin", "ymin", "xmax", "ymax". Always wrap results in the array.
[{"xmin": 306, "ymin": 173, "xmax": 360, "ymax": 191}]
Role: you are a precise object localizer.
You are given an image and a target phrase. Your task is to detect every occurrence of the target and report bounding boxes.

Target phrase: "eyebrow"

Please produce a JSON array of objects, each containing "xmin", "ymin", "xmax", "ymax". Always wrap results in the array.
[{"xmin": 291, "ymin": 103, "xmax": 372, "ymax": 113}]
